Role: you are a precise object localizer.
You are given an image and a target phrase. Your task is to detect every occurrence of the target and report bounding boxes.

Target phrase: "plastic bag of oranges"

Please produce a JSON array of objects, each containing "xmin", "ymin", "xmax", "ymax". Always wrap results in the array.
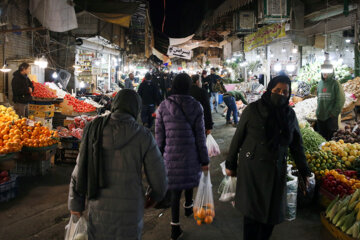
[{"xmin": 193, "ymin": 171, "xmax": 215, "ymax": 226}]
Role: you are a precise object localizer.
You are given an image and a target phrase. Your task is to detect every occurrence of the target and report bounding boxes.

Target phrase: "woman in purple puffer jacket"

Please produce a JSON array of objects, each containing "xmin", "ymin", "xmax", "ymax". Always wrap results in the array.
[{"xmin": 155, "ymin": 73, "xmax": 210, "ymax": 240}]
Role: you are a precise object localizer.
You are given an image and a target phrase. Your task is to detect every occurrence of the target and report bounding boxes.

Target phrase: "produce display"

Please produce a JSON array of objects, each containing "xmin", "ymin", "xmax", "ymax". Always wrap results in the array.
[
  {"xmin": 64, "ymin": 94, "xmax": 96, "ymax": 113},
  {"xmin": 0, "ymin": 170, "xmax": 10, "ymax": 184},
  {"xmin": 322, "ymin": 170, "xmax": 359, "ymax": 197},
  {"xmin": 325, "ymin": 190, "xmax": 360, "ymax": 238},
  {"xmin": 321, "ymin": 141, "xmax": 360, "ymax": 167},
  {"xmin": 57, "ymin": 115, "xmax": 96, "ymax": 140},
  {"xmin": 32, "ymin": 81, "xmax": 57, "ymax": 99},
  {"xmin": 293, "ymin": 97, "xmax": 317, "ymax": 121},
  {"xmin": 0, "ymin": 105, "xmax": 19, "ymax": 122},
  {"xmin": 301, "ymin": 127, "xmax": 326, "ymax": 153},
  {"xmin": 0, "ymin": 118, "xmax": 59, "ymax": 154},
  {"xmin": 45, "ymin": 82, "xmax": 67, "ymax": 98},
  {"xmin": 306, "ymin": 150, "xmax": 346, "ymax": 178},
  {"xmin": 332, "ymin": 123, "xmax": 360, "ymax": 143},
  {"xmin": 296, "ymin": 81, "xmax": 311, "ymax": 97},
  {"xmin": 343, "ymin": 77, "xmax": 360, "ymax": 98},
  {"xmin": 84, "ymin": 98, "xmax": 103, "ymax": 108}
]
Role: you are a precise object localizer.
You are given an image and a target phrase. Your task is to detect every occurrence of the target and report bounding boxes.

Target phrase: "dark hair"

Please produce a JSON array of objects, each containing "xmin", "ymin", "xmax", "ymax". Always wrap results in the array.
[
  {"xmin": 202, "ymin": 70, "xmax": 207, "ymax": 75},
  {"xmin": 145, "ymin": 72, "xmax": 152, "ymax": 80},
  {"xmin": 191, "ymin": 74, "xmax": 200, "ymax": 84},
  {"xmin": 210, "ymin": 67, "xmax": 216, "ymax": 72},
  {"xmin": 129, "ymin": 72, "xmax": 134, "ymax": 76},
  {"xmin": 18, "ymin": 62, "xmax": 30, "ymax": 72},
  {"xmin": 172, "ymin": 73, "xmax": 192, "ymax": 95}
]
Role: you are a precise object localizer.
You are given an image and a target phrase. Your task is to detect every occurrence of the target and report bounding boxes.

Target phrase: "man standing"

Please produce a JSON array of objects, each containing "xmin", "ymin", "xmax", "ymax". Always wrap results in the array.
[
  {"xmin": 124, "ymin": 73, "xmax": 135, "ymax": 90},
  {"xmin": 189, "ymin": 75, "xmax": 213, "ymax": 135},
  {"xmin": 223, "ymin": 90, "xmax": 248, "ymax": 127},
  {"xmin": 201, "ymin": 70, "xmax": 210, "ymax": 95},
  {"xmin": 208, "ymin": 68, "xmax": 221, "ymax": 112},
  {"xmin": 12, "ymin": 62, "xmax": 34, "ymax": 117},
  {"xmin": 163, "ymin": 73, "xmax": 172, "ymax": 98},
  {"xmin": 316, "ymin": 71, "xmax": 345, "ymax": 140},
  {"xmin": 138, "ymin": 73, "xmax": 161, "ymax": 128}
]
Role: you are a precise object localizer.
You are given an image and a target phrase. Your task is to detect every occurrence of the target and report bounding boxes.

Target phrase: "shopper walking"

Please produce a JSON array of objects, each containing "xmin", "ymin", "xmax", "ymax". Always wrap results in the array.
[
  {"xmin": 138, "ymin": 73, "xmax": 161, "ymax": 128},
  {"xmin": 163, "ymin": 73, "xmax": 173, "ymax": 98},
  {"xmin": 155, "ymin": 73, "xmax": 209, "ymax": 240},
  {"xmin": 189, "ymin": 74, "xmax": 213, "ymax": 135},
  {"xmin": 124, "ymin": 72, "xmax": 135, "ymax": 90},
  {"xmin": 68, "ymin": 89, "xmax": 167, "ymax": 240},
  {"xmin": 208, "ymin": 68, "xmax": 221, "ymax": 112},
  {"xmin": 225, "ymin": 76, "xmax": 311, "ymax": 240},
  {"xmin": 11, "ymin": 62, "xmax": 34, "ymax": 117},
  {"xmin": 223, "ymin": 90, "xmax": 248, "ymax": 126},
  {"xmin": 316, "ymin": 71, "xmax": 345, "ymax": 140},
  {"xmin": 201, "ymin": 70, "xmax": 210, "ymax": 95}
]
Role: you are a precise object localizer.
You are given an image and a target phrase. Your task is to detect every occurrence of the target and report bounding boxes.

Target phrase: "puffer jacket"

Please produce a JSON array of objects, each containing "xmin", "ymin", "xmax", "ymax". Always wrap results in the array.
[
  {"xmin": 155, "ymin": 95, "xmax": 209, "ymax": 190},
  {"xmin": 11, "ymin": 70, "xmax": 34, "ymax": 103},
  {"xmin": 68, "ymin": 112, "xmax": 167, "ymax": 240}
]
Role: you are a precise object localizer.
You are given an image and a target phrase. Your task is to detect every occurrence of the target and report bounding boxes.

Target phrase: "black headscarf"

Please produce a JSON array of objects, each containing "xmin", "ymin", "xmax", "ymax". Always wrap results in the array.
[
  {"xmin": 260, "ymin": 75, "xmax": 294, "ymax": 150},
  {"xmin": 76, "ymin": 89, "xmax": 142, "ymax": 200},
  {"xmin": 172, "ymin": 73, "xmax": 192, "ymax": 95}
]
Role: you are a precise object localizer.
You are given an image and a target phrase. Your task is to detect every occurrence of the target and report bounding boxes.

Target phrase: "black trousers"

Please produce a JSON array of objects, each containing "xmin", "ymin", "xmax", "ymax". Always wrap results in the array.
[
  {"xmin": 244, "ymin": 217, "xmax": 274, "ymax": 240},
  {"xmin": 317, "ymin": 117, "xmax": 338, "ymax": 141},
  {"xmin": 171, "ymin": 189, "xmax": 193, "ymax": 223}
]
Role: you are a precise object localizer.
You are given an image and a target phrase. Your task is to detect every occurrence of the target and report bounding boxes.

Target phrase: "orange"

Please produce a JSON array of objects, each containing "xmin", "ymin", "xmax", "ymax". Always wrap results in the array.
[
  {"xmin": 3, "ymin": 135, "xmax": 9, "ymax": 140},
  {"xmin": 197, "ymin": 208, "xmax": 206, "ymax": 219},
  {"xmin": 204, "ymin": 216, "xmax": 213, "ymax": 224},
  {"xmin": 196, "ymin": 220, "xmax": 202, "ymax": 226},
  {"xmin": 206, "ymin": 209, "xmax": 215, "ymax": 217}
]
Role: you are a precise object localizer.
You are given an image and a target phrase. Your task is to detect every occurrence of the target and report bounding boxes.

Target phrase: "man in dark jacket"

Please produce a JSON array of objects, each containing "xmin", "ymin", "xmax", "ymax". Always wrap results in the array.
[
  {"xmin": 208, "ymin": 68, "xmax": 221, "ymax": 112},
  {"xmin": 11, "ymin": 62, "xmax": 34, "ymax": 117},
  {"xmin": 69, "ymin": 89, "xmax": 167, "ymax": 240},
  {"xmin": 223, "ymin": 90, "xmax": 248, "ymax": 126},
  {"xmin": 189, "ymin": 75, "xmax": 213, "ymax": 135},
  {"xmin": 138, "ymin": 73, "xmax": 161, "ymax": 128}
]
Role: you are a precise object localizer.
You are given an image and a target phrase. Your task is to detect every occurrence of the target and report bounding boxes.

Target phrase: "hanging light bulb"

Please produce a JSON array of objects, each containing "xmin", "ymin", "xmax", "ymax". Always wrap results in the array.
[
  {"xmin": 274, "ymin": 60, "xmax": 282, "ymax": 72},
  {"xmin": 321, "ymin": 52, "xmax": 333, "ymax": 74},
  {"xmin": 35, "ymin": 55, "xmax": 48, "ymax": 68},
  {"xmin": 79, "ymin": 81, "xmax": 86, "ymax": 88},
  {"xmin": 282, "ymin": 47, "xmax": 286, "ymax": 53},
  {"xmin": 346, "ymin": 46, "xmax": 349, "ymax": 52},
  {"xmin": 336, "ymin": 46, "xmax": 339, "ymax": 51},
  {"xmin": 286, "ymin": 64, "xmax": 295, "ymax": 72},
  {"xmin": 292, "ymin": 46, "xmax": 298, "ymax": 53},
  {"xmin": 338, "ymin": 54, "xmax": 344, "ymax": 64},
  {"xmin": 52, "ymin": 72, "xmax": 58, "ymax": 79},
  {"xmin": 0, "ymin": 64, "xmax": 11, "ymax": 73}
]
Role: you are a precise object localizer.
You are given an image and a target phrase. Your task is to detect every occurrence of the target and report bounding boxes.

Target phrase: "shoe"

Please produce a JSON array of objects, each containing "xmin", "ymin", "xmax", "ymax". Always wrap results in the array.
[
  {"xmin": 184, "ymin": 201, "xmax": 194, "ymax": 217},
  {"xmin": 226, "ymin": 121, "xmax": 233, "ymax": 125},
  {"xmin": 232, "ymin": 123, "xmax": 238, "ymax": 128},
  {"xmin": 171, "ymin": 224, "xmax": 183, "ymax": 240}
]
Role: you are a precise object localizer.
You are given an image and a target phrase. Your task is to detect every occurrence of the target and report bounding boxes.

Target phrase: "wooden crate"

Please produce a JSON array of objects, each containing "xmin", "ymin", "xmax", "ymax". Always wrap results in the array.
[{"xmin": 320, "ymin": 212, "xmax": 357, "ymax": 240}]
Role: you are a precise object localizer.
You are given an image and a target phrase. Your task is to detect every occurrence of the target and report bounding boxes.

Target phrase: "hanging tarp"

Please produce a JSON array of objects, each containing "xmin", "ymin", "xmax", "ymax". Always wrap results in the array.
[
  {"xmin": 244, "ymin": 23, "xmax": 286, "ymax": 52},
  {"xmin": 73, "ymin": 0, "xmax": 139, "ymax": 28},
  {"xmin": 29, "ymin": 0, "xmax": 78, "ymax": 32},
  {"xmin": 167, "ymin": 46, "xmax": 193, "ymax": 60},
  {"xmin": 152, "ymin": 47, "xmax": 170, "ymax": 63},
  {"xmin": 169, "ymin": 34, "xmax": 195, "ymax": 46}
]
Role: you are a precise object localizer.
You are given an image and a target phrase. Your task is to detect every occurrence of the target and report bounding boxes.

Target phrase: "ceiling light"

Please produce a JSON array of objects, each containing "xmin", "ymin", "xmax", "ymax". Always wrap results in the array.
[
  {"xmin": 274, "ymin": 62, "xmax": 282, "ymax": 72},
  {"xmin": 286, "ymin": 64, "xmax": 295, "ymax": 72},
  {"xmin": 52, "ymin": 72, "xmax": 58, "ymax": 79},
  {"xmin": 282, "ymin": 48, "xmax": 286, "ymax": 53},
  {"xmin": 35, "ymin": 55, "xmax": 48, "ymax": 68},
  {"xmin": 346, "ymin": 39, "xmax": 351, "ymax": 43},
  {"xmin": 292, "ymin": 47, "xmax": 298, "ymax": 53},
  {"xmin": 321, "ymin": 53, "xmax": 333, "ymax": 73},
  {"xmin": 336, "ymin": 46, "xmax": 339, "ymax": 51},
  {"xmin": 0, "ymin": 64, "xmax": 11, "ymax": 73},
  {"xmin": 338, "ymin": 55, "xmax": 344, "ymax": 64}
]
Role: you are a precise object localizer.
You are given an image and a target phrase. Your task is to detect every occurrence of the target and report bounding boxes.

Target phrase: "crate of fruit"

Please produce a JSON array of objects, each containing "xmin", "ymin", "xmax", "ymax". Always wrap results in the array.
[
  {"xmin": 10, "ymin": 159, "xmax": 51, "ymax": 176},
  {"xmin": 0, "ymin": 172, "xmax": 18, "ymax": 202}
]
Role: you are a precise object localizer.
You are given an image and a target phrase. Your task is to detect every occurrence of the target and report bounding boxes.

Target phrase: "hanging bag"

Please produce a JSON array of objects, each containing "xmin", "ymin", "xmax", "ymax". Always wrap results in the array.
[
  {"xmin": 64, "ymin": 215, "xmax": 88, "ymax": 240},
  {"xmin": 193, "ymin": 172, "xmax": 215, "ymax": 225},
  {"xmin": 206, "ymin": 134, "xmax": 221, "ymax": 157}
]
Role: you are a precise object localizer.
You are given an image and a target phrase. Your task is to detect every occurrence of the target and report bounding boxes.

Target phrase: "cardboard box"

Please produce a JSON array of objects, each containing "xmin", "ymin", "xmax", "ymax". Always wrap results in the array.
[{"xmin": 29, "ymin": 110, "xmax": 54, "ymax": 118}]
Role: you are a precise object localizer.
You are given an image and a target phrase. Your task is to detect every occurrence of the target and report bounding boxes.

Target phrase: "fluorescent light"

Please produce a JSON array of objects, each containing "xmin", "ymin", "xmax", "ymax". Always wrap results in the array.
[
  {"xmin": 346, "ymin": 39, "xmax": 351, "ymax": 43},
  {"xmin": 52, "ymin": 72, "xmax": 58, "ymax": 79},
  {"xmin": 274, "ymin": 63, "xmax": 282, "ymax": 72},
  {"xmin": 286, "ymin": 64, "xmax": 295, "ymax": 72}
]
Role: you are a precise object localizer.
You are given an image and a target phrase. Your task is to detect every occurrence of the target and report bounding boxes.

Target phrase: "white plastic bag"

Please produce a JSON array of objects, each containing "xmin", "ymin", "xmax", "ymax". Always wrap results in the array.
[
  {"xmin": 65, "ymin": 215, "xmax": 88, "ymax": 240},
  {"xmin": 285, "ymin": 174, "xmax": 298, "ymax": 221},
  {"xmin": 219, "ymin": 176, "xmax": 237, "ymax": 202},
  {"xmin": 206, "ymin": 134, "xmax": 220, "ymax": 157},
  {"xmin": 193, "ymin": 172, "xmax": 215, "ymax": 225}
]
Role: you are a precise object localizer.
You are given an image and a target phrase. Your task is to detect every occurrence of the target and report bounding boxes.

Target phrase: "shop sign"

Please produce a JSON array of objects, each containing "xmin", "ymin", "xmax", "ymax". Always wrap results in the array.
[
  {"xmin": 167, "ymin": 46, "xmax": 193, "ymax": 60},
  {"xmin": 244, "ymin": 23, "xmax": 286, "ymax": 52}
]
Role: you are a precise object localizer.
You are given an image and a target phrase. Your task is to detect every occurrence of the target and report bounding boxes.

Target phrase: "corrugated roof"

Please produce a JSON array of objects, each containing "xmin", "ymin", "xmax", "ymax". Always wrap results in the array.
[{"xmin": 213, "ymin": 0, "xmax": 254, "ymax": 19}]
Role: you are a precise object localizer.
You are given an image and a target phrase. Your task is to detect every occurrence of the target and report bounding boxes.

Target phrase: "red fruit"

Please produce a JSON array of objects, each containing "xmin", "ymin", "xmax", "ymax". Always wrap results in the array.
[{"xmin": 0, "ymin": 171, "xmax": 8, "ymax": 178}]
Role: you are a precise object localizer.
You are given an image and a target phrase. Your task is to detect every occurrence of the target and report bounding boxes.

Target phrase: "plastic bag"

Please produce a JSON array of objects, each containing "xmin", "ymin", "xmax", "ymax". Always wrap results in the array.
[
  {"xmin": 219, "ymin": 176, "xmax": 237, "ymax": 202},
  {"xmin": 64, "ymin": 215, "xmax": 88, "ymax": 240},
  {"xmin": 285, "ymin": 174, "xmax": 298, "ymax": 221},
  {"xmin": 206, "ymin": 134, "xmax": 220, "ymax": 157},
  {"xmin": 193, "ymin": 172, "xmax": 215, "ymax": 225}
]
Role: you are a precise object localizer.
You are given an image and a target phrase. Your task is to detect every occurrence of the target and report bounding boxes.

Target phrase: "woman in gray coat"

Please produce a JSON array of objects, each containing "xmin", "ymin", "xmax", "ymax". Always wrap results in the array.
[
  {"xmin": 68, "ymin": 89, "xmax": 167, "ymax": 240},
  {"xmin": 226, "ymin": 76, "xmax": 311, "ymax": 240}
]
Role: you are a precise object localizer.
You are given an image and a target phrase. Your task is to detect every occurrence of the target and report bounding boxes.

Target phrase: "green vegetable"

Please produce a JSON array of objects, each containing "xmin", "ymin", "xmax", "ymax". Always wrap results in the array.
[
  {"xmin": 341, "ymin": 211, "xmax": 356, "ymax": 232},
  {"xmin": 332, "ymin": 207, "xmax": 347, "ymax": 225},
  {"xmin": 326, "ymin": 195, "xmax": 340, "ymax": 215}
]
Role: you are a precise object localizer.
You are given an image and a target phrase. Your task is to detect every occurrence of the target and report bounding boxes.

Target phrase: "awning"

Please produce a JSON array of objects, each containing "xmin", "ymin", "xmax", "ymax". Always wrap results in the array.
[
  {"xmin": 213, "ymin": 0, "xmax": 254, "ymax": 19},
  {"xmin": 74, "ymin": 0, "xmax": 140, "ymax": 28}
]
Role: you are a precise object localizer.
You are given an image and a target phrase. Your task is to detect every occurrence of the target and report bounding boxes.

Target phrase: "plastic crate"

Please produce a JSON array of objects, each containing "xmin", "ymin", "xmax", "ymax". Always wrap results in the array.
[
  {"xmin": 0, "ymin": 174, "xmax": 18, "ymax": 202},
  {"xmin": 10, "ymin": 160, "xmax": 51, "ymax": 176}
]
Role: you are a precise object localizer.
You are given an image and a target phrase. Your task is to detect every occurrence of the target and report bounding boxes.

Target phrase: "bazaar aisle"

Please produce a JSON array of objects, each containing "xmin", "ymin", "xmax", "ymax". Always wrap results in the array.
[{"xmin": 0, "ymin": 113, "xmax": 334, "ymax": 240}]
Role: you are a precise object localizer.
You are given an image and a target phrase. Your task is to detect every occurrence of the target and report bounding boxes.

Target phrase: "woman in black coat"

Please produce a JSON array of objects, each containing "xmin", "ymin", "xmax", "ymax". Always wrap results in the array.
[{"xmin": 225, "ymin": 76, "xmax": 311, "ymax": 240}]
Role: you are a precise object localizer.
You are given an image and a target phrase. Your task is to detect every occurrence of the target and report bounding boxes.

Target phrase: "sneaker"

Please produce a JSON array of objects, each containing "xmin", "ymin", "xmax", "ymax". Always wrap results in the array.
[
  {"xmin": 171, "ymin": 224, "xmax": 183, "ymax": 240},
  {"xmin": 184, "ymin": 201, "xmax": 194, "ymax": 217}
]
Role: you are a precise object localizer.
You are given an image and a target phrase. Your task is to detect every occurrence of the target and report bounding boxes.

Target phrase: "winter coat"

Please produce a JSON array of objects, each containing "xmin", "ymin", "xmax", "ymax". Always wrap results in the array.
[
  {"xmin": 124, "ymin": 78, "xmax": 134, "ymax": 90},
  {"xmin": 225, "ymin": 100, "xmax": 310, "ymax": 225},
  {"xmin": 69, "ymin": 112, "xmax": 167, "ymax": 240},
  {"xmin": 155, "ymin": 95, "xmax": 210, "ymax": 190},
  {"xmin": 137, "ymin": 80, "xmax": 161, "ymax": 105},
  {"xmin": 316, "ymin": 75, "xmax": 345, "ymax": 121},
  {"xmin": 11, "ymin": 70, "xmax": 34, "ymax": 103},
  {"xmin": 189, "ymin": 85, "xmax": 213, "ymax": 130}
]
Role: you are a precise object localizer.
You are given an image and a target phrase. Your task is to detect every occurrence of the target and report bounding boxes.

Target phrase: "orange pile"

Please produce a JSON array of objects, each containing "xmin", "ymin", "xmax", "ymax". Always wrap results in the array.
[
  {"xmin": 193, "ymin": 204, "xmax": 215, "ymax": 226},
  {"xmin": 0, "ymin": 118, "xmax": 59, "ymax": 154}
]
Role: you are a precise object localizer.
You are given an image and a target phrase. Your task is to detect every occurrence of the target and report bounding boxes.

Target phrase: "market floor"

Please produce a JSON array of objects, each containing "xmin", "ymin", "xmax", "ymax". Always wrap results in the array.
[{"xmin": 0, "ymin": 111, "xmax": 335, "ymax": 240}]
